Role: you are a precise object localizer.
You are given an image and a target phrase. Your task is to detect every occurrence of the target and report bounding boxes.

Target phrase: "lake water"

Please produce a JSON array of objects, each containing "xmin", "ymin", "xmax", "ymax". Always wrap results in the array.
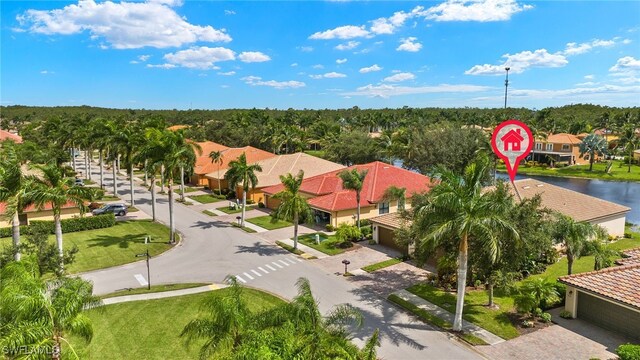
[{"xmin": 392, "ymin": 159, "xmax": 639, "ymax": 224}]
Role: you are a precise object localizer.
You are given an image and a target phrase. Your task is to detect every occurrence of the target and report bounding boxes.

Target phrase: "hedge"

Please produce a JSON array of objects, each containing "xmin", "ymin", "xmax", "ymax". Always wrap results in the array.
[
  {"xmin": 0, "ymin": 214, "xmax": 115, "ymax": 238},
  {"xmin": 618, "ymin": 344, "xmax": 640, "ymax": 360}
]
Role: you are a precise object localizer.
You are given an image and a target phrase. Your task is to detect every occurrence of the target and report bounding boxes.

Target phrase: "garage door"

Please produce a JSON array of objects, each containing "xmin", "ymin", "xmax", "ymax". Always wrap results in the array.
[
  {"xmin": 377, "ymin": 226, "xmax": 407, "ymax": 255},
  {"xmin": 577, "ymin": 291, "xmax": 640, "ymax": 341}
]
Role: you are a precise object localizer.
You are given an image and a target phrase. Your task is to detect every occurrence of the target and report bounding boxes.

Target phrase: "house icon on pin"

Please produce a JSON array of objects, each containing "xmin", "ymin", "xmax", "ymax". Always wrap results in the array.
[{"xmin": 501, "ymin": 129, "xmax": 524, "ymax": 151}]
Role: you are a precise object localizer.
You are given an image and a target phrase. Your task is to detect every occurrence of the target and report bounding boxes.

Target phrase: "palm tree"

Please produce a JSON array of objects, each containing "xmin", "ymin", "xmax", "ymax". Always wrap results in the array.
[
  {"xmin": 179, "ymin": 141, "xmax": 202, "ymax": 203},
  {"xmin": 619, "ymin": 124, "xmax": 640, "ymax": 173},
  {"xmin": 0, "ymin": 260, "xmax": 101, "ymax": 359},
  {"xmin": 271, "ymin": 171, "xmax": 312, "ymax": 250},
  {"xmin": 338, "ymin": 168, "xmax": 368, "ymax": 228},
  {"xmin": 381, "ymin": 185, "xmax": 406, "ymax": 211},
  {"xmin": 224, "ymin": 153, "xmax": 262, "ymax": 227},
  {"xmin": 137, "ymin": 128, "xmax": 167, "ymax": 222},
  {"xmin": 28, "ymin": 164, "xmax": 95, "ymax": 263},
  {"xmin": 0, "ymin": 146, "xmax": 33, "ymax": 261},
  {"xmin": 90, "ymin": 119, "xmax": 114, "ymax": 190},
  {"xmin": 514, "ymin": 277, "xmax": 560, "ymax": 315},
  {"xmin": 115, "ymin": 123, "xmax": 142, "ymax": 207},
  {"xmin": 208, "ymin": 150, "xmax": 224, "ymax": 195},
  {"xmin": 412, "ymin": 155, "xmax": 519, "ymax": 331},
  {"xmin": 552, "ymin": 213, "xmax": 597, "ymax": 275},
  {"xmin": 579, "ymin": 133, "xmax": 608, "ymax": 171}
]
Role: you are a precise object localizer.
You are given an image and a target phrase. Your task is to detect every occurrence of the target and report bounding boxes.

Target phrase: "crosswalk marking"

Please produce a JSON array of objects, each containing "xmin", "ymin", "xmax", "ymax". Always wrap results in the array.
[
  {"xmin": 278, "ymin": 259, "xmax": 290, "ymax": 267},
  {"xmin": 291, "ymin": 256, "xmax": 303, "ymax": 262},
  {"xmin": 258, "ymin": 267, "xmax": 269, "ymax": 274},
  {"xmin": 285, "ymin": 258, "xmax": 296, "ymax": 264},
  {"xmin": 243, "ymin": 272, "xmax": 254, "ymax": 280},
  {"xmin": 265, "ymin": 264, "xmax": 276, "ymax": 271},
  {"xmin": 272, "ymin": 261, "xmax": 284, "ymax": 269},
  {"xmin": 235, "ymin": 275, "xmax": 247, "ymax": 283},
  {"xmin": 251, "ymin": 269, "xmax": 262, "ymax": 277},
  {"xmin": 134, "ymin": 274, "xmax": 148, "ymax": 286}
]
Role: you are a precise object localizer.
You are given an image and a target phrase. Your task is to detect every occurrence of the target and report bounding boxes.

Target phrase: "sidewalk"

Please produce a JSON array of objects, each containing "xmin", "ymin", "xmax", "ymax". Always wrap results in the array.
[
  {"xmin": 391, "ymin": 289, "xmax": 505, "ymax": 345},
  {"xmin": 102, "ymin": 283, "xmax": 226, "ymax": 305}
]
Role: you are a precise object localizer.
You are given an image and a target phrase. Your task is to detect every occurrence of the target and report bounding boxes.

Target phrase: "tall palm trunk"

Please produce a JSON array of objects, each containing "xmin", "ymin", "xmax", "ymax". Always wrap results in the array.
[
  {"xmin": 117, "ymin": 154, "xmax": 121, "ymax": 173},
  {"xmin": 180, "ymin": 165, "xmax": 185, "ymax": 202},
  {"xmin": 217, "ymin": 164, "xmax": 222, "ymax": 195},
  {"xmin": 589, "ymin": 152, "xmax": 595, "ymax": 171},
  {"xmin": 144, "ymin": 159, "xmax": 148, "ymax": 185},
  {"xmin": 355, "ymin": 191, "xmax": 361, "ymax": 228},
  {"xmin": 567, "ymin": 254, "xmax": 574, "ymax": 275},
  {"xmin": 129, "ymin": 163, "xmax": 135, "ymax": 207},
  {"xmin": 150, "ymin": 175, "xmax": 157, "ymax": 221},
  {"xmin": 293, "ymin": 212, "xmax": 299, "ymax": 250},
  {"xmin": 12, "ymin": 213, "xmax": 21, "ymax": 261},
  {"xmin": 168, "ymin": 177, "xmax": 176, "ymax": 243},
  {"xmin": 87, "ymin": 149, "xmax": 92, "ymax": 181},
  {"xmin": 54, "ymin": 213, "xmax": 64, "ymax": 261},
  {"xmin": 488, "ymin": 280, "xmax": 495, "ymax": 307},
  {"xmin": 85, "ymin": 150, "xmax": 89, "ymax": 179},
  {"xmin": 99, "ymin": 151, "xmax": 104, "ymax": 189},
  {"xmin": 160, "ymin": 165, "xmax": 165, "ymax": 193},
  {"xmin": 112, "ymin": 160, "xmax": 117, "ymax": 196},
  {"xmin": 454, "ymin": 234, "xmax": 469, "ymax": 332},
  {"xmin": 241, "ymin": 190, "xmax": 247, "ymax": 227},
  {"xmin": 72, "ymin": 144, "xmax": 77, "ymax": 171}
]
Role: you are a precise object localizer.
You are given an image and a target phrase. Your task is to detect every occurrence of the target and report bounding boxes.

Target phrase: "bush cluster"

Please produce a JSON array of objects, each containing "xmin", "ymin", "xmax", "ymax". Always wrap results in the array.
[
  {"xmin": 0, "ymin": 214, "xmax": 115, "ymax": 238},
  {"xmin": 617, "ymin": 344, "xmax": 640, "ymax": 360}
]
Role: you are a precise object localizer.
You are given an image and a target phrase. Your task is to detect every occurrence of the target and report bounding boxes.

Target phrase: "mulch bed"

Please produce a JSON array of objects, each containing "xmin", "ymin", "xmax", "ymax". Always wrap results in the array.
[{"xmin": 507, "ymin": 312, "xmax": 554, "ymax": 336}]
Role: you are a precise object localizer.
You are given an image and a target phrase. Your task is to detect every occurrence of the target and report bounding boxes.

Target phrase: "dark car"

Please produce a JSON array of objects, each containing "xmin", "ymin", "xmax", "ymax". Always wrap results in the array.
[
  {"xmin": 74, "ymin": 178, "xmax": 84, "ymax": 186},
  {"xmin": 92, "ymin": 203, "xmax": 128, "ymax": 216}
]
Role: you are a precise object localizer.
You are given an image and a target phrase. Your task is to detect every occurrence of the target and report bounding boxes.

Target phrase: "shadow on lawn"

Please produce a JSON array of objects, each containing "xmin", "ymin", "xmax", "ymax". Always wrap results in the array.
[{"xmin": 84, "ymin": 233, "xmax": 166, "ymax": 249}]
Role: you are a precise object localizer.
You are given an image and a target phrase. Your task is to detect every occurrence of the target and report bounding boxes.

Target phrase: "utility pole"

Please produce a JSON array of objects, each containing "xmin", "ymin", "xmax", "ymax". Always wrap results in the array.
[{"xmin": 504, "ymin": 67, "xmax": 510, "ymax": 109}]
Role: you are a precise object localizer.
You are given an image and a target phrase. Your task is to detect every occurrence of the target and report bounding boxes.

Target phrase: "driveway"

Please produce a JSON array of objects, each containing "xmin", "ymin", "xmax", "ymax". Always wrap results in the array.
[{"xmin": 77, "ymin": 159, "xmax": 481, "ymax": 360}]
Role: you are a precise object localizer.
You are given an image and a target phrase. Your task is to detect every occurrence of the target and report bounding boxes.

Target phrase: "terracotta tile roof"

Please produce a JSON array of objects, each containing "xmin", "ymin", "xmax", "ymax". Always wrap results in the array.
[
  {"xmin": 616, "ymin": 247, "xmax": 640, "ymax": 266},
  {"xmin": 192, "ymin": 141, "xmax": 230, "ymax": 175},
  {"xmin": 0, "ymin": 201, "xmax": 80, "ymax": 215},
  {"xmin": 200, "ymin": 146, "xmax": 276, "ymax": 178},
  {"xmin": 370, "ymin": 212, "xmax": 408, "ymax": 229},
  {"xmin": 262, "ymin": 161, "xmax": 435, "ymax": 212},
  {"xmin": 558, "ymin": 263, "xmax": 640, "ymax": 310},
  {"xmin": 543, "ymin": 133, "xmax": 582, "ymax": 145},
  {"xmin": 211, "ymin": 152, "xmax": 345, "ymax": 188},
  {"xmin": 0, "ymin": 130, "xmax": 22, "ymax": 144},
  {"xmin": 508, "ymin": 178, "xmax": 630, "ymax": 222}
]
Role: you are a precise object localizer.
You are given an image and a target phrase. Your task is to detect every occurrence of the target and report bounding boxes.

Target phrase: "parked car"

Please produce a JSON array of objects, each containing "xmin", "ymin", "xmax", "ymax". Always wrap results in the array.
[
  {"xmin": 74, "ymin": 178, "xmax": 84, "ymax": 186},
  {"xmin": 92, "ymin": 203, "xmax": 128, "ymax": 216}
]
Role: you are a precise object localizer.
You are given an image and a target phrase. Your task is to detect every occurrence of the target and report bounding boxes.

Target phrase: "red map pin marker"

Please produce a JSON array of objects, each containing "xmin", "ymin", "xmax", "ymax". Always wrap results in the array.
[{"xmin": 491, "ymin": 119, "xmax": 534, "ymax": 182}]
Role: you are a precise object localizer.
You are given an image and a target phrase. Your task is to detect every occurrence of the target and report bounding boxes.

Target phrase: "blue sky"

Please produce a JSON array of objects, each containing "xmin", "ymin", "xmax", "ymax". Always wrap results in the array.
[{"xmin": 1, "ymin": 0, "xmax": 639, "ymax": 110}]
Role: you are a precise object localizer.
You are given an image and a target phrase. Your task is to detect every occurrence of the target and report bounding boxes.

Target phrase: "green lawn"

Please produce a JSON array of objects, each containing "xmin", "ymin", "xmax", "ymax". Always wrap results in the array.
[
  {"xmin": 189, "ymin": 194, "xmax": 225, "ymax": 204},
  {"xmin": 297, "ymin": 233, "xmax": 347, "ymax": 256},
  {"xmin": 231, "ymin": 223, "xmax": 257, "ymax": 233},
  {"xmin": 276, "ymin": 240, "xmax": 304, "ymax": 255},
  {"xmin": 202, "ymin": 210, "xmax": 217, "ymax": 217},
  {"xmin": 498, "ymin": 160, "xmax": 640, "ymax": 182},
  {"xmin": 407, "ymin": 283, "xmax": 519, "ymax": 340},
  {"xmin": 0, "ymin": 220, "xmax": 173, "ymax": 274},
  {"xmin": 100, "ymin": 283, "xmax": 208, "ymax": 299},
  {"xmin": 362, "ymin": 258, "xmax": 402, "ymax": 273},
  {"xmin": 99, "ymin": 195, "xmax": 120, "ymax": 201},
  {"xmin": 216, "ymin": 204, "xmax": 257, "ymax": 214},
  {"xmin": 68, "ymin": 288, "xmax": 285, "ymax": 359},
  {"xmin": 246, "ymin": 215, "xmax": 292, "ymax": 230},
  {"xmin": 181, "ymin": 186, "xmax": 200, "ymax": 193}
]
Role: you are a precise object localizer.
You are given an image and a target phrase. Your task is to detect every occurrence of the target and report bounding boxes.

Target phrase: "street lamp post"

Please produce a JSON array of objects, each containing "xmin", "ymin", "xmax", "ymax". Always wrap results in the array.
[
  {"xmin": 504, "ymin": 67, "xmax": 510, "ymax": 109},
  {"xmin": 135, "ymin": 248, "xmax": 151, "ymax": 290}
]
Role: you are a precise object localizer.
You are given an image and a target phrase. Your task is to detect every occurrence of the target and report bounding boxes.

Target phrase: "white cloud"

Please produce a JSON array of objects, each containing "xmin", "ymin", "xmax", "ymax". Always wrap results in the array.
[
  {"xmin": 622, "ymin": 39, "xmax": 632, "ymax": 45},
  {"xmin": 508, "ymin": 84, "xmax": 640, "ymax": 98},
  {"xmin": 224, "ymin": 10, "xmax": 236, "ymax": 15},
  {"xmin": 290, "ymin": 63, "xmax": 298, "ymax": 67},
  {"xmin": 310, "ymin": 72, "xmax": 347, "ymax": 79},
  {"xmin": 298, "ymin": 46, "xmax": 314, "ymax": 52},
  {"xmin": 610, "ymin": 56, "xmax": 640, "ymax": 73},
  {"xmin": 396, "ymin": 37, "xmax": 422, "ymax": 52},
  {"xmin": 309, "ymin": 25, "xmax": 370, "ymax": 40},
  {"xmin": 242, "ymin": 76, "xmax": 306, "ymax": 89},
  {"xmin": 575, "ymin": 81, "xmax": 597, "ymax": 87},
  {"xmin": 584, "ymin": 74, "xmax": 594, "ymax": 80},
  {"xmin": 40, "ymin": 70, "xmax": 54, "ymax": 75},
  {"xmin": 138, "ymin": 55, "xmax": 151, "ymax": 62},
  {"xmin": 370, "ymin": 18, "xmax": 395, "ymax": 35},
  {"xmin": 343, "ymin": 83, "xmax": 490, "ymax": 98},
  {"xmin": 146, "ymin": 63, "xmax": 176, "ymax": 69},
  {"xmin": 359, "ymin": 64, "xmax": 383, "ymax": 73},
  {"xmin": 238, "ymin": 51, "xmax": 271, "ymax": 63},
  {"xmin": 465, "ymin": 49, "xmax": 568, "ymax": 75},
  {"xmin": 312, "ymin": 64, "xmax": 324, "ymax": 69},
  {"xmin": 383, "ymin": 72, "xmax": 416, "ymax": 82},
  {"xmin": 562, "ymin": 38, "xmax": 616, "ymax": 56},
  {"xmin": 424, "ymin": 0, "xmax": 533, "ymax": 22},
  {"xmin": 335, "ymin": 41, "xmax": 360, "ymax": 50},
  {"xmin": 336, "ymin": 58, "xmax": 348, "ymax": 64},
  {"xmin": 218, "ymin": 71, "xmax": 236, "ymax": 76},
  {"xmin": 16, "ymin": 0, "xmax": 231, "ymax": 49},
  {"xmin": 161, "ymin": 46, "xmax": 235, "ymax": 69}
]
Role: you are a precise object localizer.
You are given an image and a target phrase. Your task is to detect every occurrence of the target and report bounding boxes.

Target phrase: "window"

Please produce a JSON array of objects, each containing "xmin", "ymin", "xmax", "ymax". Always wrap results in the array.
[
  {"xmin": 562, "ymin": 144, "xmax": 570, "ymax": 151},
  {"xmin": 546, "ymin": 143, "xmax": 553, "ymax": 151},
  {"xmin": 379, "ymin": 202, "xmax": 389, "ymax": 214},
  {"xmin": 535, "ymin": 143, "xmax": 542, "ymax": 150}
]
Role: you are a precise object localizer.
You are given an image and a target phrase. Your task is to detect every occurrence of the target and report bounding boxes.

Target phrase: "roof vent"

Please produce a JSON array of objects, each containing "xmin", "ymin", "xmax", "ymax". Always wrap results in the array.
[
  {"xmin": 522, "ymin": 186, "xmax": 531, "ymax": 189},
  {"xmin": 536, "ymin": 184, "xmax": 544, "ymax": 187}
]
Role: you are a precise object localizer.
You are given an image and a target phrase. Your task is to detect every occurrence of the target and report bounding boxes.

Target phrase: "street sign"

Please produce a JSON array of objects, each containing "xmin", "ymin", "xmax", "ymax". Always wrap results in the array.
[{"xmin": 491, "ymin": 120, "xmax": 534, "ymax": 182}]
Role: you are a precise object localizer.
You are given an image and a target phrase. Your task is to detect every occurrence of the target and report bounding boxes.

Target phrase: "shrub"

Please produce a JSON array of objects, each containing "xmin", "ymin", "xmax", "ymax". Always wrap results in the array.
[
  {"xmin": 515, "ymin": 278, "xmax": 560, "ymax": 314},
  {"xmin": 325, "ymin": 224, "xmax": 335, "ymax": 232},
  {"xmin": 360, "ymin": 226, "xmax": 372, "ymax": 238},
  {"xmin": 0, "ymin": 214, "xmax": 116, "ymax": 238},
  {"xmin": 617, "ymin": 344, "xmax": 640, "ymax": 360},
  {"xmin": 624, "ymin": 232, "xmax": 632, "ymax": 239},
  {"xmin": 436, "ymin": 256, "xmax": 457, "ymax": 290},
  {"xmin": 359, "ymin": 219, "xmax": 372, "ymax": 227},
  {"xmin": 258, "ymin": 202, "xmax": 265, "ymax": 208},
  {"xmin": 474, "ymin": 279, "xmax": 483, "ymax": 288},
  {"xmin": 559, "ymin": 310, "xmax": 572, "ymax": 319},
  {"xmin": 246, "ymin": 199, "xmax": 255, "ymax": 205},
  {"xmin": 335, "ymin": 223, "xmax": 361, "ymax": 243},
  {"xmin": 540, "ymin": 312, "xmax": 552, "ymax": 323}
]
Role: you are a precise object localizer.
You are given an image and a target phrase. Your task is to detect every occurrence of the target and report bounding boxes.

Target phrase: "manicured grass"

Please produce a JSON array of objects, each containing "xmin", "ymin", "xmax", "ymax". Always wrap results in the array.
[
  {"xmin": 246, "ymin": 215, "xmax": 292, "ymax": 230},
  {"xmin": 68, "ymin": 288, "xmax": 285, "ymax": 359},
  {"xmin": 84, "ymin": 179, "xmax": 96, "ymax": 185},
  {"xmin": 1, "ymin": 220, "xmax": 173, "ymax": 274},
  {"xmin": 362, "ymin": 258, "xmax": 402, "ymax": 273},
  {"xmin": 189, "ymin": 194, "xmax": 225, "ymax": 204},
  {"xmin": 297, "ymin": 233, "xmax": 347, "ymax": 256},
  {"xmin": 231, "ymin": 223, "xmax": 257, "ymax": 233},
  {"xmin": 407, "ymin": 283, "xmax": 519, "ymax": 340},
  {"xmin": 127, "ymin": 206, "xmax": 139, "ymax": 213},
  {"xmin": 498, "ymin": 160, "xmax": 640, "ymax": 182},
  {"xmin": 202, "ymin": 210, "xmax": 217, "ymax": 217},
  {"xmin": 99, "ymin": 195, "xmax": 120, "ymax": 201},
  {"xmin": 100, "ymin": 283, "xmax": 208, "ymax": 299},
  {"xmin": 216, "ymin": 204, "xmax": 257, "ymax": 214},
  {"xmin": 276, "ymin": 240, "xmax": 304, "ymax": 255}
]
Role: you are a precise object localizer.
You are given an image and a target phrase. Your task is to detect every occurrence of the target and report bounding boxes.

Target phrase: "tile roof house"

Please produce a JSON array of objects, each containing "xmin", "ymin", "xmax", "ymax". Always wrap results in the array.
[
  {"xmin": 262, "ymin": 161, "xmax": 435, "ymax": 228},
  {"xmin": 205, "ymin": 152, "xmax": 345, "ymax": 204},
  {"xmin": 0, "ymin": 201, "xmax": 81, "ymax": 227},
  {"xmin": 0, "ymin": 129, "xmax": 23, "ymax": 144},
  {"xmin": 559, "ymin": 249, "xmax": 640, "ymax": 341},
  {"xmin": 507, "ymin": 178, "xmax": 630, "ymax": 236},
  {"xmin": 197, "ymin": 146, "xmax": 276, "ymax": 190},
  {"xmin": 530, "ymin": 133, "xmax": 593, "ymax": 165},
  {"xmin": 190, "ymin": 141, "xmax": 230, "ymax": 186}
]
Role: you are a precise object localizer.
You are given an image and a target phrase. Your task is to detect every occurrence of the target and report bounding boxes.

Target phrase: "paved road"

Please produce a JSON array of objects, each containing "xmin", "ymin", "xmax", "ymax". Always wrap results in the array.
[{"xmin": 79, "ymin": 160, "xmax": 482, "ymax": 360}]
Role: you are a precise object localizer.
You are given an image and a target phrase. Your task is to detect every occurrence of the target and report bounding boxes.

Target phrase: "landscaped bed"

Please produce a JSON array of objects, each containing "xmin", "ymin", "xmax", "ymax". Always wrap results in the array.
[
  {"xmin": 246, "ymin": 215, "xmax": 292, "ymax": 230},
  {"xmin": 216, "ymin": 204, "xmax": 257, "ymax": 214},
  {"xmin": 297, "ymin": 232, "xmax": 350, "ymax": 256},
  {"xmin": 0, "ymin": 220, "xmax": 174, "ymax": 274},
  {"xmin": 362, "ymin": 258, "xmax": 402, "ymax": 273},
  {"xmin": 68, "ymin": 288, "xmax": 285, "ymax": 359},
  {"xmin": 100, "ymin": 283, "xmax": 209, "ymax": 299}
]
